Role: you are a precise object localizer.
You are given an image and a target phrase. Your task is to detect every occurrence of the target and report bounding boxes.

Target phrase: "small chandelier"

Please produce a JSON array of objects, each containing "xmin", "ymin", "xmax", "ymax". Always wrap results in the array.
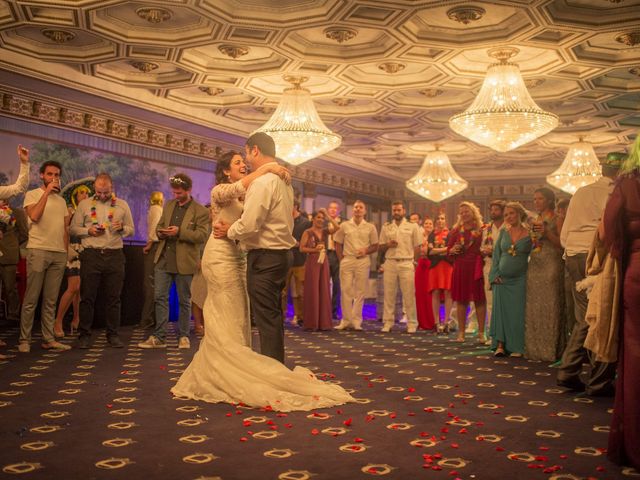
[
  {"xmin": 546, "ymin": 138, "xmax": 602, "ymax": 194},
  {"xmin": 449, "ymin": 47, "xmax": 559, "ymax": 152},
  {"xmin": 405, "ymin": 148, "xmax": 468, "ymax": 202},
  {"xmin": 253, "ymin": 75, "xmax": 341, "ymax": 165}
]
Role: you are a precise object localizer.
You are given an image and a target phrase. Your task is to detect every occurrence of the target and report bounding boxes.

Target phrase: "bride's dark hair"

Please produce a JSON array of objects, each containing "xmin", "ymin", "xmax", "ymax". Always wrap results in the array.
[{"xmin": 215, "ymin": 151, "xmax": 243, "ymax": 184}]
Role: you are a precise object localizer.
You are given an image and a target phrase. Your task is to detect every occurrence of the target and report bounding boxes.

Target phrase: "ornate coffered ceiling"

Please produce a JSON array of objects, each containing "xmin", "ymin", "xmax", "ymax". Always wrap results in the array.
[{"xmin": 0, "ymin": 0, "xmax": 639, "ymax": 189}]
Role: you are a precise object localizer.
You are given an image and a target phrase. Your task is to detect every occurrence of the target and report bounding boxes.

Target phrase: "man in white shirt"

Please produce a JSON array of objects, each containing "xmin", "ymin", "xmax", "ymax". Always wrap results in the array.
[
  {"xmin": 325, "ymin": 200, "xmax": 343, "ymax": 320},
  {"xmin": 140, "ymin": 191, "xmax": 164, "ymax": 329},
  {"xmin": 214, "ymin": 132, "xmax": 295, "ymax": 364},
  {"xmin": 18, "ymin": 160, "xmax": 70, "ymax": 353},
  {"xmin": 556, "ymin": 152, "xmax": 623, "ymax": 396},
  {"xmin": 379, "ymin": 201, "xmax": 422, "ymax": 333},
  {"xmin": 334, "ymin": 200, "xmax": 378, "ymax": 330},
  {"xmin": 0, "ymin": 145, "xmax": 29, "ymax": 201}
]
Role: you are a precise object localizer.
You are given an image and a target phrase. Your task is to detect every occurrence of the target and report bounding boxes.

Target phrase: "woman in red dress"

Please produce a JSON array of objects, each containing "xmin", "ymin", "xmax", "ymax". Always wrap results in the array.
[
  {"xmin": 603, "ymin": 142, "xmax": 640, "ymax": 470},
  {"xmin": 447, "ymin": 202, "xmax": 487, "ymax": 343},
  {"xmin": 428, "ymin": 213, "xmax": 453, "ymax": 331},
  {"xmin": 415, "ymin": 217, "xmax": 435, "ymax": 330}
]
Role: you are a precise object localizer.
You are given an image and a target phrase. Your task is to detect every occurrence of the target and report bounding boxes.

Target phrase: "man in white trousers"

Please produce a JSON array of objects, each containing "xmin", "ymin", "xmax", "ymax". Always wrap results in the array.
[
  {"xmin": 334, "ymin": 200, "xmax": 378, "ymax": 331},
  {"xmin": 379, "ymin": 201, "xmax": 422, "ymax": 333}
]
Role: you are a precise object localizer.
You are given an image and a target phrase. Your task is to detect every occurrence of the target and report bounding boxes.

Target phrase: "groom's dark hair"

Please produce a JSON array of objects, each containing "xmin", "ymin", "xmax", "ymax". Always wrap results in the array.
[{"xmin": 246, "ymin": 132, "xmax": 276, "ymax": 158}]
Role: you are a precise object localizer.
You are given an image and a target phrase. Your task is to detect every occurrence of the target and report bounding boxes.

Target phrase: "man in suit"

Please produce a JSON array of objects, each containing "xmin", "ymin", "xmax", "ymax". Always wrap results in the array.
[
  {"xmin": 214, "ymin": 132, "xmax": 295, "ymax": 364},
  {"xmin": 325, "ymin": 200, "xmax": 343, "ymax": 321},
  {"xmin": 139, "ymin": 174, "xmax": 209, "ymax": 350}
]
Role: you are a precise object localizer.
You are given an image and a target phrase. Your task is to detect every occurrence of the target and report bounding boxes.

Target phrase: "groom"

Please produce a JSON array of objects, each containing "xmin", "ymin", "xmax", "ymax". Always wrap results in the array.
[{"xmin": 214, "ymin": 132, "xmax": 295, "ymax": 363}]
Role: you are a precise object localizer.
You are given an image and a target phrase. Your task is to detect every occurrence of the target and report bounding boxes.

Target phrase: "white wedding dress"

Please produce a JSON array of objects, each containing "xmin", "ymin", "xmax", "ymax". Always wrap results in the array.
[{"xmin": 171, "ymin": 182, "xmax": 354, "ymax": 411}]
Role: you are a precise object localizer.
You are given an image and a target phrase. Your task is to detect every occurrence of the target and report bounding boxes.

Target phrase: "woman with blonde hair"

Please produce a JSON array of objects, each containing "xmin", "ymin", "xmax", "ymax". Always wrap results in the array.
[
  {"xmin": 489, "ymin": 202, "xmax": 532, "ymax": 357},
  {"xmin": 447, "ymin": 201, "xmax": 487, "ymax": 342}
]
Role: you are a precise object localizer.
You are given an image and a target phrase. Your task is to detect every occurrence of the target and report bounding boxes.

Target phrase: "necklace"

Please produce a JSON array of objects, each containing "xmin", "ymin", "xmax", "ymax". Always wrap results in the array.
[{"xmin": 91, "ymin": 194, "xmax": 116, "ymax": 228}]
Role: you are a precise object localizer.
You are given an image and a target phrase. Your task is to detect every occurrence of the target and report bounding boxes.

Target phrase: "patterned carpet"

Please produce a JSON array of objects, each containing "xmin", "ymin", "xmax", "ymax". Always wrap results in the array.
[{"xmin": 0, "ymin": 319, "xmax": 638, "ymax": 480}]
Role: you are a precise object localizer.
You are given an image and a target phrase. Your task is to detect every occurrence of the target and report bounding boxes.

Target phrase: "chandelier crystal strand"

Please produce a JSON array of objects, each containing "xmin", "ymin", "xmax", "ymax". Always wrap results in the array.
[
  {"xmin": 449, "ymin": 48, "xmax": 559, "ymax": 152},
  {"xmin": 405, "ymin": 150, "xmax": 468, "ymax": 202},
  {"xmin": 546, "ymin": 139, "xmax": 602, "ymax": 194},
  {"xmin": 253, "ymin": 76, "xmax": 342, "ymax": 165}
]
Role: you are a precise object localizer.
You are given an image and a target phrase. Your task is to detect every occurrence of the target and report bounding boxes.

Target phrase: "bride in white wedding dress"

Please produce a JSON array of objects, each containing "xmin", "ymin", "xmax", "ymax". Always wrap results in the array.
[{"xmin": 171, "ymin": 151, "xmax": 354, "ymax": 411}]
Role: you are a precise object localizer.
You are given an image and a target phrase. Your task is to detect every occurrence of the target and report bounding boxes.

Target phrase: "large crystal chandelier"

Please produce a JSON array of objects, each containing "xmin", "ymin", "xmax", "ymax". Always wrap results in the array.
[
  {"xmin": 546, "ymin": 138, "xmax": 602, "ymax": 194},
  {"xmin": 449, "ymin": 47, "xmax": 559, "ymax": 152},
  {"xmin": 405, "ymin": 148, "xmax": 468, "ymax": 202},
  {"xmin": 253, "ymin": 75, "xmax": 341, "ymax": 165}
]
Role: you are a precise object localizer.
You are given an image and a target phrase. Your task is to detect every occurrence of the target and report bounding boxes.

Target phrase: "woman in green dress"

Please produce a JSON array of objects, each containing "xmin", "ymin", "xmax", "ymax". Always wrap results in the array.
[{"xmin": 489, "ymin": 202, "xmax": 532, "ymax": 357}]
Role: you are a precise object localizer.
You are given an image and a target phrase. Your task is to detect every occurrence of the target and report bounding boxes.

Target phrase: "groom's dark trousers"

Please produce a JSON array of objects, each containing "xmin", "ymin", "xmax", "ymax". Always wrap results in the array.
[{"xmin": 247, "ymin": 248, "xmax": 293, "ymax": 364}]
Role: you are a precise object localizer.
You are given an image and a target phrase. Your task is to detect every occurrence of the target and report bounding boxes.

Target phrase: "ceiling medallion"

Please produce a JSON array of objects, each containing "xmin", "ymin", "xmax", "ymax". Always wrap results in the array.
[
  {"xmin": 629, "ymin": 67, "xmax": 640, "ymax": 77},
  {"xmin": 136, "ymin": 7, "xmax": 172, "ymax": 24},
  {"xmin": 446, "ymin": 6, "xmax": 486, "ymax": 25},
  {"xmin": 218, "ymin": 45, "xmax": 250, "ymax": 59},
  {"xmin": 129, "ymin": 61, "xmax": 159, "ymax": 73},
  {"xmin": 41, "ymin": 29, "xmax": 76, "ymax": 44},
  {"xmin": 615, "ymin": 31, "xmax": 640, "ymax": 46},
  {"xmin": 378, "ymin": 62, "xmax": 406, "ymax": 74},
  {"xmin": 524, "ymin": 78, "xmax": 545, "ymax": 89},
  {"xmin": 419, "ymin": 88, "xmax": 444, "ymax": 97},
  {"xmin": 324, "ymin": 27, "xmax": 358, "ymax": 44},
  {"xmin": 199, "ymin": 87, "xmax": 224, "ymax": 96},
  {"xmin": 332, "ymin": 98, "xmax": 355, "ymax": 106}
]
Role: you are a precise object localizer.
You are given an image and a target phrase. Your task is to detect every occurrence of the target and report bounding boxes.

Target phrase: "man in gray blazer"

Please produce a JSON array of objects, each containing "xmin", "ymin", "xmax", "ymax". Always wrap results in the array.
[{"xmin": 139, "ymin": 173, "xmax": 209, "ymax": 350}]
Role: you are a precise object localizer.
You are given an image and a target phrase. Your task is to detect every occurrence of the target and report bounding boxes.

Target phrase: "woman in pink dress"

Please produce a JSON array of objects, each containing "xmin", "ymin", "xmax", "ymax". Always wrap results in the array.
[
  {"xmin": 300, "ymin": 210, "xmax": 333, "ymax": 331},
  {"xmin": 428, "ymin": 213, "xmax": 453, "ymax": 331},
  {"xmin": 448, "ymin": 202, "xmax": 487, "ymax": 343},
  {"xmin": 415, "ymin": 217, "xmax": 435, "ymax": 330}
]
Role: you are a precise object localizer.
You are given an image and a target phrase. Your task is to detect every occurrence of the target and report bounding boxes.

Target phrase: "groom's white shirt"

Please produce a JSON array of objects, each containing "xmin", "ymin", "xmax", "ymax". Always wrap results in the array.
[{"xmin": 227, "ymin": 167, "xmax": 296, "ymax": 250}]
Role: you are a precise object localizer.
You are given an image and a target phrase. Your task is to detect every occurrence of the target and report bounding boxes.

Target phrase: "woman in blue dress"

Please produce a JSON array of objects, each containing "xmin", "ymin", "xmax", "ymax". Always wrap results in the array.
[{"xmin": 489, "ymin": 202, "xmax": 532, "ymax": 357}]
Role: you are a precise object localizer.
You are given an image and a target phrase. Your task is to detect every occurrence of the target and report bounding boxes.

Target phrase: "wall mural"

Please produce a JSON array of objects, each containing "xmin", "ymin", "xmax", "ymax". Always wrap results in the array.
[{"xmin": 0, "ymin": 132, "xmax": 215, "ymax": 242}]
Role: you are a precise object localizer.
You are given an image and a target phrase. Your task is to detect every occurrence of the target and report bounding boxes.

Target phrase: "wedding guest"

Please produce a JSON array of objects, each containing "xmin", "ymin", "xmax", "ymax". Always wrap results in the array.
[
  {"xmin": 0, "ymin": 145, "xmax": 29, "ymax": 200},
  {"xmin": 602, "ymin": 138, "xmax": 640, "ymax": 470},
  {"xmin": 480, "ymin": 200, "xmax": 506, "ymax": 343},
  {"xmin": 428, "ymin": 212, "xmax": 453, "ymax": 332},
  {"xmin": 448, "ymin": 202, "xmax": 487, "ymax": 342},
  {"xmin": 415, "ymin": 217, "xmax": 435, "ymax": 330},
  {"xmin": 379, "ymin": 201, "xmax": 422, "ymax": 333},
  {"xmin": 334, "ymin": 200, "xmax": 378, "ymax": 331},
  {"xmin": 524, "ymin": 187, "xmax": 565, "ymax": 361},
  {"xmin": 489, "ymin": 202, "xmax": 532, "ymax": 357},
  {"xmin": 190, "ymin": 204, "xmax": 212, "ymax": 337},
  {"xmin": 325, "ymin": 200, "xmax": 343, "ymax": 320},
  {"xmin": 409, "ymin": 212, "xmax": 421, "ymax": 224},
  {"xmin": 556, "ymin": 152, "xmax": 621, "ymax": 394},
  {"xmin": 140, "ymin": 191, "xmax": 164, "ymax": 329},
  {"xmin": 72, "ymin": 173, "xmax": 134, "ymax": 349},
  {"xmin": 0, "ymin": 200, "xmax": 28, "ymax": 331},
  {"xmin": 19, "ymin": 160, "xmax": 70, "ymax": 353},
  {"xmin": 139, "ymin": 173, "xmax": 209, "ymax": 350},
  {"xmin": 282, "ymin": 200, "xmax": 311, "ymax": 325},
  {"xmin": 556, "ymin": 197, "xmax": 575, "ymax": 336},
  {"xmin": 299, "ymin": 210, "xmax": 333, "ymax": 331},
  {"xmin": 53, "ymin": 184, "xmax": 91, "ymax": 338}
]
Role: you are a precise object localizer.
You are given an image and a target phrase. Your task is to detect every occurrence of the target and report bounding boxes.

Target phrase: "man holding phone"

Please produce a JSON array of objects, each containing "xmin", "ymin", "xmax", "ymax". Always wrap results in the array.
[
  {"xmin": 71, "ymin": 173, "xmax": 134, "ymax": 349},
  {"xmin": 18, "ymin": 160, "xmax": 70, "ymax": 352}
]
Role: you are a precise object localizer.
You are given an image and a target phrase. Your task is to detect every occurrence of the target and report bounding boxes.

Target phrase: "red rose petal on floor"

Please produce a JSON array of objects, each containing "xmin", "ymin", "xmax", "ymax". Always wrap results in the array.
[
  {"xmin": 431, "ymin": 466, "xmax": 442, "ymax": 471},
  {"xmin": 408, "ymin": 387, "xmax": 416, "ymax": 392},
  {"xmin": 458, "ymin": 428, "xmax": 467, "ymax": 434},
  {"xmin": 365, "ymin": 415, "xmax": 376, "ymax": 423},
  {"xmin": 559, "ymin": 455, "xmax": 568, "ymax": 459},
  {"xmin": 425, "ymin": 408, "xmax": 434, "ymax": 413},
  {"xmin": 441, "ymin": 427, "xmax": 449, "ymax": 433},
  {"xmin": 408, "ymin": 412, "xmax": 416, "ymax": 416},
  {"xmin": 433, "ymin": 453, "xmax": 442, "ymax": 459},
  {"xmin": 477, "ymin": 436, "xmax": 485, "ymax": 441},
  {"xmin": 236, "ymin": 410, "xmax": 243, "ymax": 415},
  {"xmin": 535, "ymin": 456, "xmax": 548, "ymax": 461},
  {"xmin": 285, "ymin": 423, "xmax": 292, "ymax": 428},
  {"xmin": 449, "ymin": 471, "xmax": 459, "ymax": 476},
  {"xmin": 243, "ymin": 421, "xmax": 252, "ymax": 427},
  {"xmin": 596, "ymin": 466, "xmax": 606, "ymax": 472},
  {"xmin": 390, "ymin": 413, "xmax": 397, "ymax": 419},
  {"xmin": 420, "ymin": 432, "xmax": 429, "ymax": 437},
  {"xmin": 267, "ymin": 420, "xmax": 275, "ymax": 425},
  {"xmin": 539, "ymin": 446, "xmax": 550, "ymax": 451},
  {"xmin": 343, "ymin": 418, "xmax": 352, "ymax": 427},
  {"xmin": 225, "ymin": 413, "xmax": 232, "ymax": 417},
  {"xmin": 106, "ymin": 404, "xmax": 113, "ymax": 408},
  {"xmin": 496, "ymin": 446, "xmax": 505, "ymax": 452},
  {"xmin": 354, "ymin": 437, "xmax": 364, "ymax": 443},
  {"xmin": 311, "ymin": 429, "xmax": 319, "ymax": 435},
  {"xmin": 240, "ymin": 437, "xmax": 248, "ymax": 442}
]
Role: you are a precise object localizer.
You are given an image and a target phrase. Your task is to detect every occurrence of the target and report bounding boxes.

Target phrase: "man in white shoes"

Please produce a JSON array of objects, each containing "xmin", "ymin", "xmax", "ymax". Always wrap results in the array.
[
  {"xmin": 139, "ymin": 173, "xmax": 209, "ymax": 350},
  {"xmin": 379, "ymin": 201, "xmax": 422, "ymax": 333},
  {"xmin": 334, "ymin": 200, "xmax": 378, "ymax": 331},
  {"xmin": 19, "ymin": 159, "xmax": 70, "ymax": 353}
]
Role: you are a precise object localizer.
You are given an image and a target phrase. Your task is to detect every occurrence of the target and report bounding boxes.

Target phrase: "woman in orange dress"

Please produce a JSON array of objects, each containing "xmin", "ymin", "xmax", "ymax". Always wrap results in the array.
[{"xmin": 428, "ymin": 213, "xmax": 453, "ymax": 331}]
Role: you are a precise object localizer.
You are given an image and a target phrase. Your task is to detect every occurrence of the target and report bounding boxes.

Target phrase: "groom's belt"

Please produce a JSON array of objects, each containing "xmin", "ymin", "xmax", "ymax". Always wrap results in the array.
[{"xmin": 249, "ymin": 248, "xmax": 290, "ymax": 254}]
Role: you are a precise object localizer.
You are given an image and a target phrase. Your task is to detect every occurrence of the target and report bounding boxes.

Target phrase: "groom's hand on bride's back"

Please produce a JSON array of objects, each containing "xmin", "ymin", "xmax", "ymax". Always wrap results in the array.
[{"xmin": 213, "ymin": 220, "xmax": 230, "ymax": 239}]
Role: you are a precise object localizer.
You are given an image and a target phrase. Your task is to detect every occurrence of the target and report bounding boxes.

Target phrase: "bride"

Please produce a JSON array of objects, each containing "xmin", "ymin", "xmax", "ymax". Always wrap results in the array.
[{"xmin": 171, "ymin": 151, "xmax": 354, "ymax": 411}]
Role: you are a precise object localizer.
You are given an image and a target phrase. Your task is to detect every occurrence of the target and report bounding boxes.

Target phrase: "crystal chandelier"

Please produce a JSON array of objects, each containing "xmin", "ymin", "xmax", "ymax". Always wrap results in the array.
[
  {"xmin": 405, "ymin": 149, "xmax": 468, "ymax": 202},
  {"xmin": 546, "ymin": 138, "xmax": 602, "ymax": 194},
  {"xmin": 449, "ymin": 47, "xmax": 559, "ymax": 152},
  {"xmin": 253, "ymin": 75, "xmax": 341, "ymax": 165}
]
